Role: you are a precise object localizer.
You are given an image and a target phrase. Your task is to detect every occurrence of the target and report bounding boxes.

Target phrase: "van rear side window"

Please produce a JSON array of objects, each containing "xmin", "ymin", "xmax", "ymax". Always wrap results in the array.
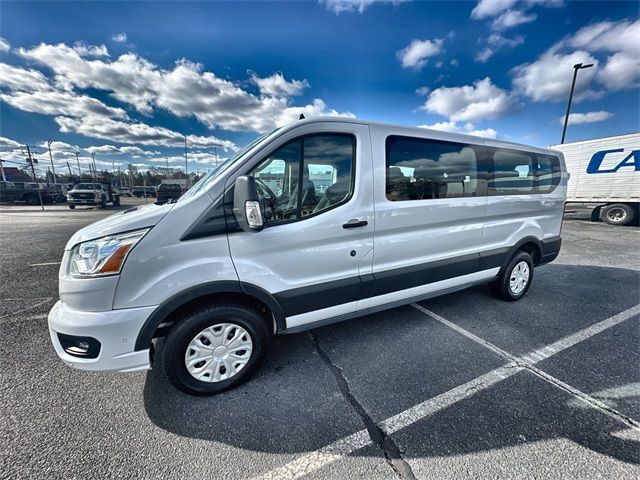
[
  {"xmin": 487, "ymin": 148, "xmax": 561, "ymax": 195},
  {"xmin": 385, "ymin": 136, "xmax": 480, "ymax": 201},
  {"xmin": 536, "ymin": 154, "xmax": 562, "ymax": 193},
  {"xmin": 489, "ymin": 150, "xmax": 535, "ymax": 194}
]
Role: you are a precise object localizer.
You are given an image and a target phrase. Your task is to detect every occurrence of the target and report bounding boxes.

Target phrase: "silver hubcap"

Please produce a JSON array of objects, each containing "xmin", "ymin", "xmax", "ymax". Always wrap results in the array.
[
  {"xmin": 184, "ymin": 323, "xmax": 253, "ymax": 382},
  {"xmin": 607, "ymin": 208, "xmax": 626, "ymax": 222},
  {"xmin": 509, "ymin": 261, "xmax": 530, "ymax": 295}
]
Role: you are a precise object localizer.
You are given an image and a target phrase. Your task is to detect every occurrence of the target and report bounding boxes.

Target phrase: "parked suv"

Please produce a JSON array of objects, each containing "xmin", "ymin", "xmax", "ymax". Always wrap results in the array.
[
  {"xmin": 67, "ymin": 183, "xmax": 120, "ymax": 209},
  {"xmin": 156, "ymin": 183, "xmax": 184, "ymax": 203},
  {"xmin": 48, "ymin": 118, "xmax": 566, "ymax": 395}
]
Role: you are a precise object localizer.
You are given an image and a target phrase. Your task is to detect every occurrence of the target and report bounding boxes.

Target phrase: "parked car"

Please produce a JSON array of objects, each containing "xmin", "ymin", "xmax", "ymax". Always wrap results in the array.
[
  {"xmin": 132, "ymin": 186, "xmax": 156, "ymax": 198},
  {"xmin": 156, "ymin": 183, "xmax": 184, "ymax": 203},
  {"xmin": 48, "ymin": 117, "xmax": 566, "ymax": 395},
  {"xmin": 67, "ymin": 183, "xmax": 120, "ymax": 209}
]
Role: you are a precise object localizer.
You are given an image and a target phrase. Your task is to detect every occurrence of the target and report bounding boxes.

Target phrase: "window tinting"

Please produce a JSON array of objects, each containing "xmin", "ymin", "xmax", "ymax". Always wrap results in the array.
[
  {"xmin": 250, "ymin": 134, "xmax": 355, "ymax": 225},
  {"xmin": 488, "ymin": 150, "xmax": 534, "ymax": 194},
  {"xmin": 386, "ymin": 136, "xmax": 479, "ymax": 201},
  {"xmin": 487, "ymin": 149, "xmax": 561, "ymax": 195},
  {"xmin": 536, "ymin": 154, "xmax": 562, "ymax": 193}
]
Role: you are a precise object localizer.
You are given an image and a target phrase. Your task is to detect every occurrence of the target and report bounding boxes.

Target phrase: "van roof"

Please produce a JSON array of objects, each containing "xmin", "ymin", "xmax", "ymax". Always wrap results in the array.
[{"xmin": 286, "ymin": 116, "xmax": 557, "ymax": 156}]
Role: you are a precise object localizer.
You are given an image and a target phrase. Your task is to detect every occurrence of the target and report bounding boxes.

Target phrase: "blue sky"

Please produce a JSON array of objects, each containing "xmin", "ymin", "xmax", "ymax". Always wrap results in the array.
[{"xmin": 0, "ymin": 0, "xmax": 638, "ymax": 174}]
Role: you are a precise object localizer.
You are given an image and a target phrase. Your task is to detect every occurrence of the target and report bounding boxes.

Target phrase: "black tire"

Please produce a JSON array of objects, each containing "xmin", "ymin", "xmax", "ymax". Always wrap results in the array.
[
  {"xmin": 162, "ymin": 304, "xmax": 270, "ymax": 395},
  {"xmin": 25, "ymin": 193, "xmax": 39, "ymax": 205},
  {"xmin": 600, "ymin": 203, "xmax": 634, "ymax": 226},
  {"xmin": 489, "ymin": 251, "xmax": 534, "ymax": 301},
  {"xmin": 113, "ymin": 196, "xmax": 120, "ymax": 206},
  {"xmin": 68, "ymin": 204, "xmax": 75, "ymax": 209},
  {"xmin": 99, "ymin": 196, "xmax": 106, "ymax": 208}
]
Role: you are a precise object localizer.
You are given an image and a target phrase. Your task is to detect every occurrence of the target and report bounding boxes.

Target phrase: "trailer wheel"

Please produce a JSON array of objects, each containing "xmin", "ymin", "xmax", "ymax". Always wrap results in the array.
[
  {"xmin": 99, "ymin": 196, "xmax": 106, "ymax": 209},
  {"xmin": 113, "ymin": 196, "xmax": 120, "ymax": 206},
  {"xmin": 600, "ymin": 203, "xmax": 634, "ymax": 226},
  {"xmin": 68, "ymin": 205, "xmax": 75, "ymax": 210}
]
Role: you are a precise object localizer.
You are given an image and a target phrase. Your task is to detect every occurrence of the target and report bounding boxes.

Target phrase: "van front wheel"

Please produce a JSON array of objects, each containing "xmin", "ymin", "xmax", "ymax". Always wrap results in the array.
[
  {"xmin": 489, "ymin": 251, "xmax": 534, "ymax": 301},
  {"xmin": 162, "ymin": 304, "xmax": 269, "ymax": 395}
]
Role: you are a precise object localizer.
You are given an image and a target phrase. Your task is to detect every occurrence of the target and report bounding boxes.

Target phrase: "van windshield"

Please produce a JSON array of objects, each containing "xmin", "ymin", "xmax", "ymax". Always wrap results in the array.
[{"xmin": 178, "ymin": 129, "xmax": 277, "ymax": 202}]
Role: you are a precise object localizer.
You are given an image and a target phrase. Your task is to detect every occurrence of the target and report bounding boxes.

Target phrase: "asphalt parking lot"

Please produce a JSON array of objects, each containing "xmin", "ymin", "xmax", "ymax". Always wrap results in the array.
[{"xmin": 1, "ymin": 200, "xmax": 639, "ymax": 479}]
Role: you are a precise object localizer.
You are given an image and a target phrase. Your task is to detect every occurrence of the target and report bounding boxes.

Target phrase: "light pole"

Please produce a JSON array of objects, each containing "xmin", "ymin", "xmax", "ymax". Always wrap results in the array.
[
  {"xmin": 46, "ymin": 140, "xmax": 57, "ymax": 184},
  {"xmin": 25, "ymin": 145, "xmax": 44, "ymax": 210},
  {"xmin": 561, "ymin": 62, "xmax": 594, "ymax": 144},
  {"xmin": 184, "ymin": 134, "xmax": 188, "ymax": 178},
  {"xmin": 75, "ymin": 151, "xmax": 81, "ymax": 180},
  {"xmin": 91, "ymin": 152, "xmax": 97, "ymax": 181}
]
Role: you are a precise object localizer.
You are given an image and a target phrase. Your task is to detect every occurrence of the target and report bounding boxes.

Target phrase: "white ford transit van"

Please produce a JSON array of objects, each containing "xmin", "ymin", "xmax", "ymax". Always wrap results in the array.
[{"xmin": 48, "ymin": 118, "xmax": 566, "ymax": 395}]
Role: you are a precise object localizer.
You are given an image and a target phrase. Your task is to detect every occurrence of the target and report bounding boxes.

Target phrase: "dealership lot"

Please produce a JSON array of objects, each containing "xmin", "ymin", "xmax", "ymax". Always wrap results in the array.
[{"xmin": 1, "ymin": 201, "xmax": 638, "ymax": 479}]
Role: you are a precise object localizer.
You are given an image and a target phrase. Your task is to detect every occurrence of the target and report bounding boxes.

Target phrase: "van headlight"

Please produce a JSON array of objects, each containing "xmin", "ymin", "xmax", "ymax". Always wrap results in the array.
[{"xmin": 69, "ymin": 229, "xmax": 149, "ymax": 277}]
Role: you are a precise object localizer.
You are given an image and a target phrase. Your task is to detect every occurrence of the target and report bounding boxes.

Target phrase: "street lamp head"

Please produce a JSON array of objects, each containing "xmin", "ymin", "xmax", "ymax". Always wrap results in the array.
[{"xmin": 574, "ymin": 62, "xmax": 594, "ymax": 70}]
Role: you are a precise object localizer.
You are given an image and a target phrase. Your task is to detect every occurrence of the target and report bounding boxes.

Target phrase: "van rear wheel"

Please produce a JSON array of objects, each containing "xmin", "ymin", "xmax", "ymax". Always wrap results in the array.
[
  {"xmin": 489, "ymin": 251, "xmax": 534, "ymax": 301},
  {"xmin": 162, "ymin": 304, "xmax": 269, "ymax": 395}
]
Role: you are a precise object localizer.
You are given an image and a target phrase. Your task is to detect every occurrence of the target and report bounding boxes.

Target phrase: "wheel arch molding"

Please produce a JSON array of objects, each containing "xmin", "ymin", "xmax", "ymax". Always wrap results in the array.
[{"xmin": 134, "ymin": 281, "xmax": 286, "ymax": 351}]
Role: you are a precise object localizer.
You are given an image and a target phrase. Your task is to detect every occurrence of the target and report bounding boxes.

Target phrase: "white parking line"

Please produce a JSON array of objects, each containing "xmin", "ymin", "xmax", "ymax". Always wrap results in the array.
[
  {"xmin": 29, "ymin": 262, "xmax": 61, "ymax": 267},
  {"xmin": 254, "ymin": 303, "xmax": 640, "ymax": 480},
  {"xmin": 413, "ymin": 304, "xmax": 640, "ymax": 431},
  {"xmin": 0, "ymin": 298, "xmax": 54, "ymax": 321}
]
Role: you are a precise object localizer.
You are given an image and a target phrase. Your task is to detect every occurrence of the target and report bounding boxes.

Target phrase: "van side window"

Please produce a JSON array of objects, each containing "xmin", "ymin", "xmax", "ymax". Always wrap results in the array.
[
  {"xmin": 488, "ymin": 149, "xmax": 535, "ymax": 195},
  {"xmin": 386, "ymin": 136, "xmax": 479, "ymax": 201},
  {"xmin": 488, "ymin": 149, "xmax": 561, "ymax": 195},
  {"xmin": 249, "ymin": 134, "xmax": 355, "ymax": 225},
  {"xmin": 536, "ymin": 154, "xmax": 561, "ymax": 193}
]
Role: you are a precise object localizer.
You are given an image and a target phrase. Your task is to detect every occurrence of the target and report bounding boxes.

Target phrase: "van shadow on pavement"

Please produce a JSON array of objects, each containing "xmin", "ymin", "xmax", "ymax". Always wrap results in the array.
[{"xmin": 143, "ymin": 264, "xmax": 639, "ymax": 464}]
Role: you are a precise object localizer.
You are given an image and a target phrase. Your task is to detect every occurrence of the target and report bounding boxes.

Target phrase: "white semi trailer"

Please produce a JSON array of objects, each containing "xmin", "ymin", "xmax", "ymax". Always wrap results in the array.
[{"xmin": 550, "ymin": 132, "xmax": 639, "ymax": 226}]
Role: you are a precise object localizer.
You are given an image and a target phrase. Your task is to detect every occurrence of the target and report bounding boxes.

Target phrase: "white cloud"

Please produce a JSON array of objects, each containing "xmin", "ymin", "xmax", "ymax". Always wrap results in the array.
[
  {"xmin": 396, "ymin": 38, "xmax": 443, "ymax": 70},
  {"xmin": 0, "ymin": 37, "xmax": 9, "ymax": 52},
  {"xmin": 565, "ymin": 19, "xmax": 639, "ymax": 54},
  {"xmin": 513, "ymin": 19, "xmax": 639, "ymax": 101},
  {"xmin": 471, "ymin": 0, "xmax": 562, "ymax": 20},
  {"xmin": 475, "ymin": 33, "xmax": 524, "ymax": 62},
  {"xmin": 0, "ymin": 136, "xmax": 22, "ymax": 149},
  {"xmin": 491, "ymin": 10, "xmax": 536, "ymax": 30},
  {"xmin": 54, "ymin": 115, "xmax": 236, "ymax": 150},
  {"xmin": 85, "ymin": 145, "xmax": 160, "ymax": 156},
  {"xmin": 418, "ymin": 121, "xmax": 498, "ymax": 138},
  {"xmin": 111, "ymin": 33, "xmax": 127, "ymax": 43},
  {"xmin": 38, "ymin": 140, "xmax": 78, "ymax": 153},
  {"xmin": 16, "ymin": 43, "xmax": 351, "ymax": 133},
  {"xmin": 0, "ymin": 90, "xmax": 128, "ymax": 119},
  {"xmin": 72, "ymin": 42, "xmax": 110, "ymax": 58},
  {"xmin": 250, "ymin": 72, "xmax": 309, "ymax": 97},
  {"xmin": 420, "ymin": 77, "xmax": 516, "ymax": 122},
  {"xmin": 320, "ymin": 0, "xmax": 407, "ymax": 14},
  {"xmin": 560, "ymin": 19, "xmax": 640, "ymax": 92},
  {"xmin": 561, "ymin": 111, "xmax": 613, "ymax": 126},
  {"xmin": 475, "ymin": 48, "xmax": 494, "ymax": 63},
  {"xmin": 512, "ymin": 50, "xmax": 600, "ymax": 102},
  {"xmin": 471, "ymin": 0, "xmax": 519, "ymax": 19},
  {"xmin": 598, "ymin": 52, "xmax": 640, "ymax": 91},
  {"xmin": 0, "ymin": 63, "xmax": 50, "ymax": 92}
]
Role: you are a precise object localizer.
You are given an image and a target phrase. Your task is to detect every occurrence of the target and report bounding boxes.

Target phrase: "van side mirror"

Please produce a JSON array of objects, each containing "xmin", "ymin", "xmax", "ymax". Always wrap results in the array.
[{"xmin": 233, "ymin": 176, "xmax": 263, "ymax": 232}]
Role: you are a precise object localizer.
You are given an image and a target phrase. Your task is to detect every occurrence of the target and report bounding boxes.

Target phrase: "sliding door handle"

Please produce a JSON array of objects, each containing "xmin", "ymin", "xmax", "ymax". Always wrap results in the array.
[{"xmin": 343, "ymin": 219, "xmax": 368, "ymax": 229}]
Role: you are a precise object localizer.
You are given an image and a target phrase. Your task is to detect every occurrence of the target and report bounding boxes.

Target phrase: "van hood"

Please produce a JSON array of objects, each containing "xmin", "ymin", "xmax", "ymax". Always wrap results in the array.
[{"xmin": 65, "ymin": 202, "xmax": 175, "ymax": 250}]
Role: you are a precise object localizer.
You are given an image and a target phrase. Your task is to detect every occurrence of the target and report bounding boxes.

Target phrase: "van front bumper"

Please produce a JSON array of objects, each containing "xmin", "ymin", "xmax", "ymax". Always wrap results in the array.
[{"xmin": 48, "ymin": 301, "xmax": 157, "ymax": 372}]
